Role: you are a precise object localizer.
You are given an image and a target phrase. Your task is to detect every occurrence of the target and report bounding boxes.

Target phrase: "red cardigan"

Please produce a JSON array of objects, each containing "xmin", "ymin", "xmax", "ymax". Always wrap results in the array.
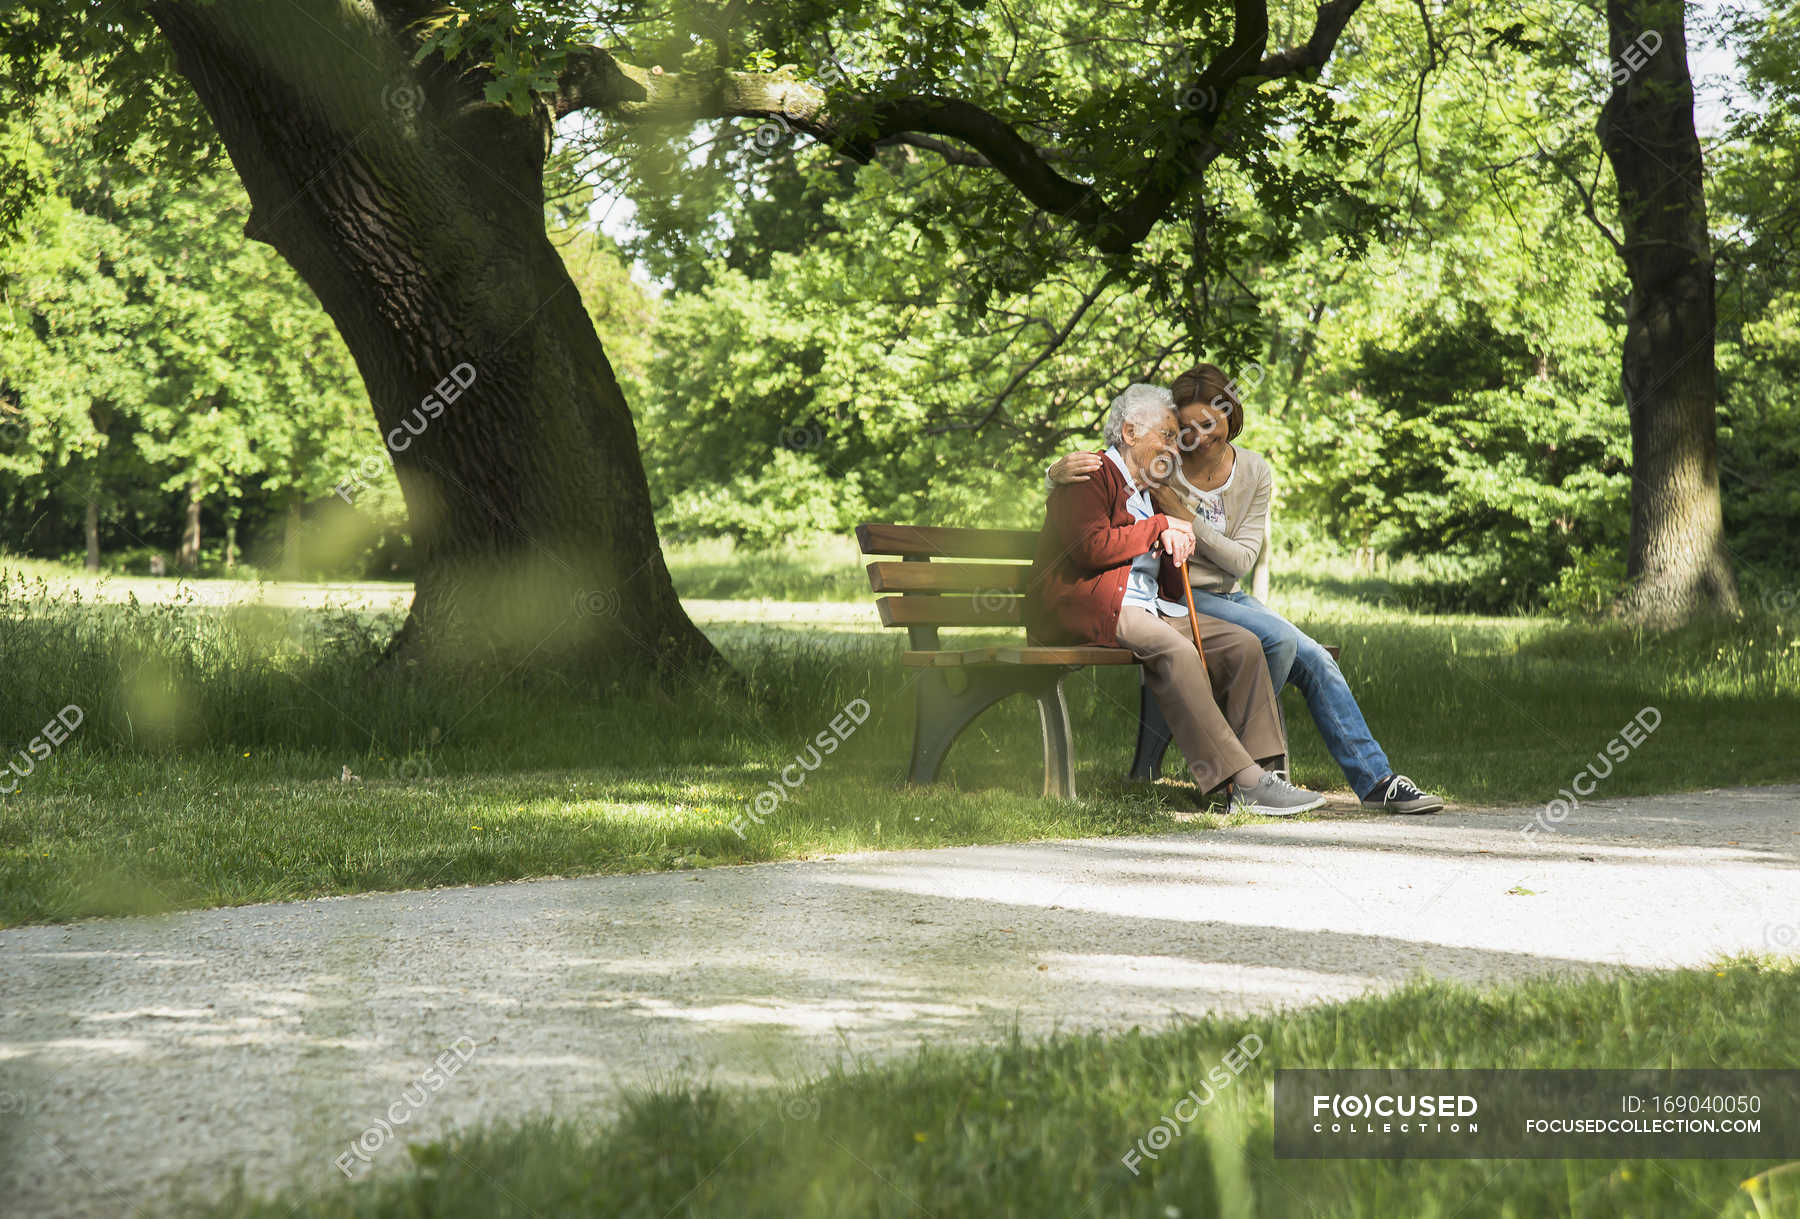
[{"xmin": 1025, "ymin": 453, "xmax": 1183, "ymax": 646}]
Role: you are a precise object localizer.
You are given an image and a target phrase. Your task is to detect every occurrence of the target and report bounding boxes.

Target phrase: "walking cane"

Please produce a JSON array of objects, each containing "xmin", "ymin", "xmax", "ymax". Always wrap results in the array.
[{"xmin": 1180, "ymin": 558, "xmax": 1207, "ymax": 676}]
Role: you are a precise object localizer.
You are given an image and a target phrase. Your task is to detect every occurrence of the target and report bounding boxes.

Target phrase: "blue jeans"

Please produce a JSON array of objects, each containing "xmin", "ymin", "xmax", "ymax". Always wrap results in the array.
[{"xmin": 1188, "ymin": 590, "xmax": 1391, "ymax": 796}]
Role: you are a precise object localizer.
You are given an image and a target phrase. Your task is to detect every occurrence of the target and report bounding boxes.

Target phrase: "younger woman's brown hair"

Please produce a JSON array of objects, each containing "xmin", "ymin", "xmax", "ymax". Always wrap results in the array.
[{"xmin": 1169, "ymin": 363, "xmax": 1244, "ymax": 441}]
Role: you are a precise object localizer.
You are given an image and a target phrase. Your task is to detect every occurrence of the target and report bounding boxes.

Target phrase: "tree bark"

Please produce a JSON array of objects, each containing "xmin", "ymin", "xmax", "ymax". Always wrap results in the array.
[
  {"xmin": 84, "ymin": 497, "xmax": 100, "ymax": 572},
  {"xmin": 177, "ymin": 477, "xmax": 202, "ymax": 570},
  {"xmin": 147, "ymin": 0, "xmax": 719, "ymax": 679},
  {"xmin": 1598, "ymin": 0, "xmax": 1740, "ymax": 625}
]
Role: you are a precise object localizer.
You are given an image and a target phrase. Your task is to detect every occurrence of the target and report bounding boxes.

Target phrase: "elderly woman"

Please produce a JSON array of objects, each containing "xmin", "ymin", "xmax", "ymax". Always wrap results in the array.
[{"xmin": 1048, "ymin": 364, "xmax": 1443, "ymax": 814}]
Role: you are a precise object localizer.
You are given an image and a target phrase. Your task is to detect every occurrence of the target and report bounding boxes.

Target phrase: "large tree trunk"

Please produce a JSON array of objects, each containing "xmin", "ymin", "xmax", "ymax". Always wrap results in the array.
[
  {"xmin": 1597, "ymin": 0, "xmax": 1740, "ymax": 626},
  {"xmin": 147, "ymin": 0, "xmax": 719, "ymax": 679}
]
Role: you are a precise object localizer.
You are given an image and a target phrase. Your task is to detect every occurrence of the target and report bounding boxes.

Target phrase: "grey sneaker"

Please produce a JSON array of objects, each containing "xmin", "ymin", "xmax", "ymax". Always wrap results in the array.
[
  {"xmin": 1232, "ymin": 771, "xmax": 1328, "ymax": 817},
  {"xmin": 1360, "ymin": 774, "xmax": 1443, "ymax": 814}
]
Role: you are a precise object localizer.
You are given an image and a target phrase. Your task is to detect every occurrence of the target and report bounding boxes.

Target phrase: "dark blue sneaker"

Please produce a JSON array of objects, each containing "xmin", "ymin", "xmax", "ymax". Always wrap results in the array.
[{"xmin": 1361, "ymin": 774, "xmax": 1443, "ymax": 814}]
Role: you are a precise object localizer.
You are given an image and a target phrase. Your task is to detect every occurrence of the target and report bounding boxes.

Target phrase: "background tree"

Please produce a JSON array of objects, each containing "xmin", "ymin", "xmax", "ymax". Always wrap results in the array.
[
  {"xmin": 1597, "ymin": 0, "xmax": 1741, "ymax": 623},
  {"xmin": 0, "ymin": 62, "xmax": 371, "ymax": 573}
]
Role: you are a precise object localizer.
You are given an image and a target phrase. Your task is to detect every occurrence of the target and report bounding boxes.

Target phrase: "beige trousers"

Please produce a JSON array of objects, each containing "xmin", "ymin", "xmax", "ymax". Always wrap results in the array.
[{"xmin": 1113, "ymin": 606, "xmax": 1286, "ymax": 792}]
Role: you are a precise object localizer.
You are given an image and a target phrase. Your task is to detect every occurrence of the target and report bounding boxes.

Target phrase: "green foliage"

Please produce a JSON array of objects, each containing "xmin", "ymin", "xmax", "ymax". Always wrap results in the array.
[
  {"xmin": 633, "ymin": 241, "xmax": 1112, "ymax": 536},
  {"xmin": 613, "ymin": 0, "xmax": 1653, "ymax": 608},
  {"xmin": 1717, "ymin": 300, "xmax": 1800, "ymax": 579},
  {"xmin": 0, "ymin": 11, "xmax": 218, "ymax": 236},
  {"xmin": 1284, "ymin": 312, "xmax": 1629, "ymax": 606},
  {"xmin": 410, "ymin": 0, "xmax": 612, "ymax": 115},
  {"xmin": 1231, "ymin": 1, "xmax": 1635, "ymax": 607},
  {"xmin": 1542, "ymin": 546, "xmax": 1628, "ymax": 618},
  {"xmin": 1712, "ymin": 3, "xmax": 1800, "ymax": 583},
  {"xmin": 657, "ymin": 446, "xmax": 873, "ymax": 547},
  {"xmin": 0, "ymin": 63, "xmax": 374, "ymax": 569},
  {"xmin": 4, "ymin": 0, "xmax": 1797, "ymax": 610}
]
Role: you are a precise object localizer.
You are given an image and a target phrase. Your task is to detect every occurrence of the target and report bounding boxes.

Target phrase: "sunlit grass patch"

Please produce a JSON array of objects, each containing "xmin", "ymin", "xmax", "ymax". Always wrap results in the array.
[
  {"xmin": 187, "ymin": 957, "xmax": 1800, "ymax": 1218},
  {"xmin": 2, "ymin": 550, "xmax": 1796, "ymax": 925}
]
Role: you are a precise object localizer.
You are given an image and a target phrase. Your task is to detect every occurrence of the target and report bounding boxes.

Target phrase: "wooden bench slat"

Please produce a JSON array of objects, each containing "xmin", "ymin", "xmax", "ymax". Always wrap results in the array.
[
  {"xmin": 900, "ymin": 648, "xmax": 997, "ymax": 667},
  {"xmin": 990, "ymin": 646, "xmax": 1139, "ymax": 666},
  {"xmin": 867, "ymin": 562, "xmax": 1032, "ymax": 594},
  {"xmin": 902, "ymin": 646, "xmax": 1141, "ymax": 667},
  {"xmin": 877, "ymin": 596, "xmax": 1023, "ymax": 628},
  {"xmin": 856, "ymin": 523, "xmax": 1039, "ymax": 560}
]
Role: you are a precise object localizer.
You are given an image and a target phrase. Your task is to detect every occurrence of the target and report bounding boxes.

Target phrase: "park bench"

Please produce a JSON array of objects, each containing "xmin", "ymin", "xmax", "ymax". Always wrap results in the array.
[
  {"xmin": 857, "ymin": 521, "xmax": 1337, "ymax": 800},
  {"xmin": 858, "ymin": 521, "xmax": 1175, "ymax": 799}
]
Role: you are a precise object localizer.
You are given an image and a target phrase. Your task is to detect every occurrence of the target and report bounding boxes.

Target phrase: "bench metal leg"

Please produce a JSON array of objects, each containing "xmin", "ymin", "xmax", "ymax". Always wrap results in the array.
[
  {"xmin": 1128, "ymin": 670, "xmax": 1173, "ymax": 781},
  {"xmin": 1035, "ymin": 677, "xmax": 1077, "ymax": 799},
  {"xmin": 909, "ymin": 666, "xmax": 1079, "ymax": 799}
]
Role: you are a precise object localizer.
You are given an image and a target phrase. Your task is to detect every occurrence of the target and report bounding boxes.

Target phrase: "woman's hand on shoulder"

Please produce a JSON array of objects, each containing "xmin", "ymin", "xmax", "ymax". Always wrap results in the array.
[
  {"xmin": 1047, "ymin": 451, "xmax": 1104, "ymax": 485},
  {"xmin": 1149, "ymin": 482, "xmax": 1196, "ymax": 521}
]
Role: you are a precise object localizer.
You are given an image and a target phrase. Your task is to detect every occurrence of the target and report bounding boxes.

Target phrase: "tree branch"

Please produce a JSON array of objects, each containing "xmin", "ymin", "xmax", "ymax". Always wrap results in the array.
[
  {"xmin": 871, "ymin": 133, "xmax": 991, "ymax": 167},
  {"xmin": 1256, "ymin": 0, "xmax": 1365, "ymax": 77},
  {"xmin": 556, "ymin": 0, "xmax": 1366, "ymax": 255},
  {"xmin": 1535, "ymin": 135, "xmax": 1627, "ymax": 259},
  {"xmin": 928, "ymin": 267, "xmax": 1126, "ymax": 436}
]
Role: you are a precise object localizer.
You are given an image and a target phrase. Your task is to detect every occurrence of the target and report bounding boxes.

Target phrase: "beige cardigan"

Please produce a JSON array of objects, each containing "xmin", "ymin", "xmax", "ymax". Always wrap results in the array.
[{"xmin": 1155, "ymin": 445, "xmax": 1273, "ymax": 596}]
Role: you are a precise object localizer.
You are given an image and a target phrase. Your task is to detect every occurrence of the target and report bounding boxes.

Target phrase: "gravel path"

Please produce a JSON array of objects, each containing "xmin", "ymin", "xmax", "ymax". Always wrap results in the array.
[{"xmin": 2, "ymin": 786, "xmax": 1796, "ymax": 1217}]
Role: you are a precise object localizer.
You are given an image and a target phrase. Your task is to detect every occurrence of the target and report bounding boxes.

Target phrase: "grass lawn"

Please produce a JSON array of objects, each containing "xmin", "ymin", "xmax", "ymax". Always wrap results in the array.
[
  {"xmin": 2, "ymin": 543, "xmax": 1798, "ymax": 926},
  {"xmin": 188, "ymin": 957, "xmax": 1800, "ymax": 1218}
]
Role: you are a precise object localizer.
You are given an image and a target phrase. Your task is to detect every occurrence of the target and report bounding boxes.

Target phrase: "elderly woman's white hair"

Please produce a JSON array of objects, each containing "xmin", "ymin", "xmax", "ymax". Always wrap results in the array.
[{"xmin": 1101, "ymin": 382, "xmax": 1176, "ymax": 449}]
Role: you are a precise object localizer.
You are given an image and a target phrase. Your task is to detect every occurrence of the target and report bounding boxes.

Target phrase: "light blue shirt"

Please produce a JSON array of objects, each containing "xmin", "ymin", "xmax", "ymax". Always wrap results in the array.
[{"xmin": 1104, "ymin": 447, "xmax": 1187, "ymax": 618}]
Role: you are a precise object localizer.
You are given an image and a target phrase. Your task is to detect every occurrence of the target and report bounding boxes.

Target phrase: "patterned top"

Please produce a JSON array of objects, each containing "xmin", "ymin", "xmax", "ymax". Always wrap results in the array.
[{"xmin": 1185, "ymin": 459, "xmax": 1234, "ymax": 535}]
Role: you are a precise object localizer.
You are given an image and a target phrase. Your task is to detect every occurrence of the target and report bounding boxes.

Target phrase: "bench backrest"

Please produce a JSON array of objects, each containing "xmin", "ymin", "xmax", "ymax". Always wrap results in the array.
[{"xmin": 855, "ymin": 523, "xmax": 1038, "ymax": 651}]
